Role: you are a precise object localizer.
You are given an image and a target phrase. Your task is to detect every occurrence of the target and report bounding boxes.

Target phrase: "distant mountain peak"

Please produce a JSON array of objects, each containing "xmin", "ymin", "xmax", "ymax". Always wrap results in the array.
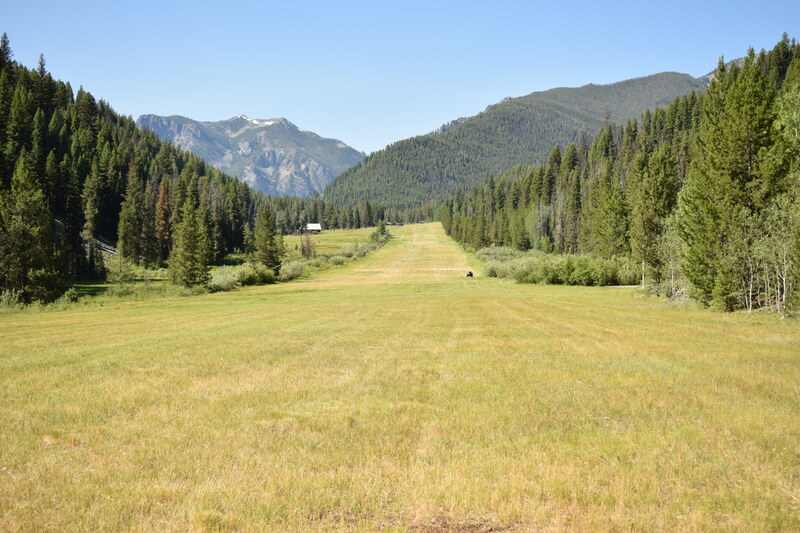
[
  {"xmin": 697, "ymin": 57, "xmax": 745, "ymax": 84},
  {"xmin": 137, "ymin": 114, "xmax": 364, "ymax": 197},
  {"xmin": 229, "ymin": 115, "xmax": 290, "ymax": 127}
]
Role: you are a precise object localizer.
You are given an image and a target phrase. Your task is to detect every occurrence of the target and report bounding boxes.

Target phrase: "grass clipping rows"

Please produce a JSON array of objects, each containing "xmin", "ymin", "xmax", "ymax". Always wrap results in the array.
[{"xmin": 0, "ymin": 223, "xmax": 798, "ymax": 531}]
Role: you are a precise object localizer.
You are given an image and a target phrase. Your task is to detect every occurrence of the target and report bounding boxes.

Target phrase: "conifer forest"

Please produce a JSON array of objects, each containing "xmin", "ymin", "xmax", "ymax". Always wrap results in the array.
[
  {"xmin": 440, "ymin": 36, "xmax": 800, "ymax": 314},
  {"xmin": 0, "ymin": 34, "xmax": 427, "ymax": 303}
]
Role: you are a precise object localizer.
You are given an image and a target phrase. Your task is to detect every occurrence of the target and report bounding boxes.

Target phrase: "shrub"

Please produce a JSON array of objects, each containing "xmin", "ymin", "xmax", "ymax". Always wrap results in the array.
[
  {"xmin": 614, "ymin": 257, "xmax": 639, "ymax": 286},
  {"xmin": 568, "ymin": 257, "xmax": 594, "ymax": 286},
  {"xmin": 306, "ymin": 257, "xmax": 328, "ymax": 268},
  {"xmin": 209, "ymin": 267, "xmax": 240, "ymax": 292},
  {"xmin": 590, "ymin": 258, "xmax": 618, "ymax": 286},
  {"xmin": 483, "ymin": 261, "xmax": 502, "ymax": 277},
  {"xmin": 238, "ymin": 262, "xmax": 275, "ymax": 285},
  {"xmin": 208, "ymin": 262, "xmax": 276, "ymax": 292},
  {"xmin": 329, "ymin": 255, "xmax": 348, "ymax": 265},
  {"xmin": 278, "ymin": 260, "xmax": 305, "ymax": 281},
  {"xmin": 0, "ymin": 290, "xmax": 23, "ymax": 312},
  {"xmin": 495, "ymin": 251, "xmax": 638, "ymax": 287},
  {"xmin": 338, "ymin": 243, "xmax": 357, "ymax": 258},
  {"xmin": 181, "ymin": 285, "xmax": 210, "ymax": 297},
  {"xmin": 354, "ymin": 243, "xmax": 373, "ymax": 257},
  {"xmin": 105, "ymin": 255, "xmax": 137, "ymax": 285},
  {"xmin": 46, "ymin": 288, "xmax": 80, "ymax": 310}
]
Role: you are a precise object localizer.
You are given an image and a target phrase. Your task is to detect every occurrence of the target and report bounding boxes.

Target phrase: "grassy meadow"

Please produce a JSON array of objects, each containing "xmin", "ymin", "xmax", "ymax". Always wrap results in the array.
[
  {"xmin": 1, "ymin": 223, "xmax": 798, "ymax": 531},
  {"xmin": 283, "ymin": 227, "xmax": 379, "ymax": 259}
]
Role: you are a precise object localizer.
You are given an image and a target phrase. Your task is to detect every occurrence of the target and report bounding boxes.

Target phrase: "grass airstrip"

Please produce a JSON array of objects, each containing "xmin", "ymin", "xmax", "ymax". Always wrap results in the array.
[{"xmin": 1, "ymin": 223, "xmax": 798, "ymax": 531}]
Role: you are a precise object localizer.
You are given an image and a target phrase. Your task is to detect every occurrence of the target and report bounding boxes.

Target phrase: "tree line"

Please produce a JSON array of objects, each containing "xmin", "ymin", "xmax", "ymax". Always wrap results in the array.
[
  {"xmin": 441, "ymin": 36, "xmax": 800, "ymax": 313},
  {"xmin": 0, "ymin": 34, "xmax": 397, "ymax": 302},
  {"xmin": 323, "ymin": 72, "xmax": 705, "ymax": 210}
]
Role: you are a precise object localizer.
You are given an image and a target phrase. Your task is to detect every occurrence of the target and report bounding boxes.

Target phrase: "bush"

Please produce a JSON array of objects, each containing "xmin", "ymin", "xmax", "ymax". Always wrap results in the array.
[
  {"xmin": 60, "ymin": 288, "xmax": 79, "ymax": 303},
  {"xmin": 208, "ymin": 267, "xmax": 240, "ymax": 292},
  {"xmin": 483, "ymin": 249, "xmax": 637, "ymax": 287},
  {"xmin": 238, "ymin": 262, "xmax": 275, "ymax": 285},
  {"xmin": 338, "ymin": 243, "xmax": 357, "ymax": 258},
  {"xmin": 370, "ymin": 221, "xmax": 390, "ymax": 244},
  {"xmin": 105, "ymin": 255, "xmax": 137, "ymax": 285},
  {"xmin": 568, "ymin": 257, "xmax": 594, "ymax": 285},
  {"xmin": 590, "ymin": 259, "xmax": 618, "ymax": 286},
  {"xmin": 181, "ymin": 285, "xmax": 210, "ymax": 297},
  {"xmin": 483, "ymin": 261, "xmax": 502, "ymax": 277},
  {"xmin": 354, "ymin": 243, "xmax": 372, "ymax": 257},
  {"xmin": 0, "ymin": 290, "xmax": 23, "ymax": 312},
  {"xmin": 208, "ymin": 262, "xmax": 276, "ymax": 292},
  {"xmin": 329, "ymin": 255, "xmax": 348, "ymax": 265},
  {"xmin": 46, "ymin": 288, "xmax": 80, "ymax": 310},
  {"xmin": 305, "ymin": 257, "xmax": 328, "ymax": 268},
  {"xmin": 614, "ymin": 257, "xmax": 639, "ymax": 286},
  {"xmin": 278, "ymin": 260, "xmax": 305, "ymax": 281}
]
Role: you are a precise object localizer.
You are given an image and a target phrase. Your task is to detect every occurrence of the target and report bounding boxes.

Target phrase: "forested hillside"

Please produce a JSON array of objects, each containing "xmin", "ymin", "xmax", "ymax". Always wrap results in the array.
[
  {"xmin": 0, "ymin": 35, "xmax": 410, "ymax": 304},
  {"xmin": 442, "ymin": 36, "xmax": 800, "ymax": 313},
  {"xmin": 324, "ymin": 72, "xmax": 707, "ymax": 209}
]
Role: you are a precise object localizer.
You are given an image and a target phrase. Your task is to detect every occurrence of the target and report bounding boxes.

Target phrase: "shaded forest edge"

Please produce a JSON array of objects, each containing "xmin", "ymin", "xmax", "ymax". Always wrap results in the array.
[{"xmin": 440, "ymin": 35, "xmax": 800, "ymax": 314}]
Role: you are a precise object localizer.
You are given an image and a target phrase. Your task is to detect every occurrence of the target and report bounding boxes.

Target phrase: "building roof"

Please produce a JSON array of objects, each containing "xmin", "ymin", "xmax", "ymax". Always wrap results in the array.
[{"xmin": 306, "ymin": 223, "xmax": 322, "ymax": 231}]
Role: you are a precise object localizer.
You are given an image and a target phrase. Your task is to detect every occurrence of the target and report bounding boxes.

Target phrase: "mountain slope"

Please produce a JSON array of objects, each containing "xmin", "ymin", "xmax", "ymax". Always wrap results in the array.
[
  {"xmin": 136, "ymin": 114, "xmax": 365, "ymax": 197},
  {"xmin": 325, "ymin": 72, "xmax": 707, "ymax": 209}
]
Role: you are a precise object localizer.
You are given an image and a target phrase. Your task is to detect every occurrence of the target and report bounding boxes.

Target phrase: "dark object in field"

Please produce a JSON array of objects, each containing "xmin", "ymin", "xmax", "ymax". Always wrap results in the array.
[{"xmin": 466, "ymin": 271, "xmax": 473, "ymax": 277}]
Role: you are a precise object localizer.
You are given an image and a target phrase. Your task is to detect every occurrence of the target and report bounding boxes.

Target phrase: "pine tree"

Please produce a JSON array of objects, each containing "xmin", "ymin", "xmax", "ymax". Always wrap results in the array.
[
  {"xmin": 253, "ymin": 206, "xmax": 282, "ymax": 274},
  {"xmin": 4, "ymin": 81, "xmax": 34, "ymax": 178},
  {"xmin": 169, "ymin": 200, "xmax": 209, "ymax": 287},
  {"xmin": 678, "ymin": 52, "xmax": 778, "ymax": 307},
  {"xmin": 0, "ymin": 33, "xmax": 12, "ymax": 73},
  {"xmin": 582, "ymin": 166, "xmax": 629, "ymax": 258},
  {"xmin": 630, "ymin": 146, "xmax": 677, "ymax": 287},
  {"xmin": 116, "ymin": 167, "xmax": 143, "ymax": 262},
  {"xmin": 61, "ymin": 155, "xmax": 85, "ymax": 277},
  {"xmin": 155, "ymin": 182, "xmax": 171, "ymax": 264},
  {"xmin": 81, "ymin": 158, "xmax": 103, "ymax": 276},
  {"xmin": 0, "ymin": 150, "xmax": 65, "ymax": 302},
  {"xmin": 140, "ymin": 180, "xmax": 158, "ymax": 266},
  {"xmin": 0, "ymin": 69, "xmax": 13, "ymax": 186}
]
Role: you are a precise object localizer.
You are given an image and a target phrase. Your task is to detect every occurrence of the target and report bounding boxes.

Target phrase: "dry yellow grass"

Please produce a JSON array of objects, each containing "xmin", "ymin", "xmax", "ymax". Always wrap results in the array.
[{"xmin": 1, "ymin": 223, "xmax": 798, "ymax": 531}]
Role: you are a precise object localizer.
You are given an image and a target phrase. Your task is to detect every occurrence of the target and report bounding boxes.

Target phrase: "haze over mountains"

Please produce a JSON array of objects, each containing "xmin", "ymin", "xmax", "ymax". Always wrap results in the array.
[
  {"xmin": 136, "ymin": 114, "xmax": 365, "ymax": 197},
  {"xmin": 324, "ymin": 71, "xmax": 709, "ymax": 208}
]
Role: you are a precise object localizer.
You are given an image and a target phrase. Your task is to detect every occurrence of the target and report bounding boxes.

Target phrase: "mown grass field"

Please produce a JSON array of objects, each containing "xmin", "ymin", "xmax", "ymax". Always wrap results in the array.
[
  {"xmin": 1, "ymin": 223, "xmax": 798, "ymax": 531},
  {"xmin": 284, "ymin": 227, "xmax": 379, "ymax": 259}
]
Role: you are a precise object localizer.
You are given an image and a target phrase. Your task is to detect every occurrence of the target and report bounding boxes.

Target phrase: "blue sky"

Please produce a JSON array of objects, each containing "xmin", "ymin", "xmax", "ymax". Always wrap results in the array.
[{"xmin": 3, "ymin": 0, "xmax": 798, "ymax": 153}]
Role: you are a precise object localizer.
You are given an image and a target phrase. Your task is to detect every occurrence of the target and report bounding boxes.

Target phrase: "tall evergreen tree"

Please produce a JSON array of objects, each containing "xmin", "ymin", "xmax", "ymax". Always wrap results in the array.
[
  {"xmin": 0, "ymin": 150, "xmax": 64, "ymax": 302},
  {"xmin": 116, "ymin": 166, "xmax": 143, "ymax": 262},
  {"xmin": 169, "ymin": 200, "xmax": 209, "ymax": 287},
  {"xmin": 678, "ymin": 52, "xmax": 778, "ymax": 307},
  {"xmin": 253, "ymin": 206, "xmax": 283, "ymax": 274},
  {"xmin": 630, "ymin": 145, "xmax": 678, "ymax": 286}
]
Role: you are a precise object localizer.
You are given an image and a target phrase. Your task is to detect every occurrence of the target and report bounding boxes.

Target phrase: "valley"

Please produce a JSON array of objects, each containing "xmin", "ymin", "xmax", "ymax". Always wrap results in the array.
[{"xmin": 1, "ymin": 223, "xmax": 798, "ymax": 531}]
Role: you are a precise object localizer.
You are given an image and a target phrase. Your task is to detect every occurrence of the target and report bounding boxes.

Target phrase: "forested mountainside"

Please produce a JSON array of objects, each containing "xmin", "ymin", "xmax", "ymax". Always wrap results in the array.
[
  {"xmin": 0, "ymin": 34, "xmax": 411, "ymax": 303},
  {"xmin": 442, "ymin": 36, "xmax": 800, "ymax": 314},
  {"xmin": 137, "ymin": 114, "xmax": 364, "ymax": 197},
  {"xmin": 324, "ymin": 72, "xmax": 707, "ymax": 209}
]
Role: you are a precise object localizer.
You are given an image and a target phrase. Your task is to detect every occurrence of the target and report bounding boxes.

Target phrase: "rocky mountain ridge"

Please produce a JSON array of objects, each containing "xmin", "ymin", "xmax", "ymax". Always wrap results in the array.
[{"xmin": 136, "ymin": 114, "xmax": 365, "ymax": 197}]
